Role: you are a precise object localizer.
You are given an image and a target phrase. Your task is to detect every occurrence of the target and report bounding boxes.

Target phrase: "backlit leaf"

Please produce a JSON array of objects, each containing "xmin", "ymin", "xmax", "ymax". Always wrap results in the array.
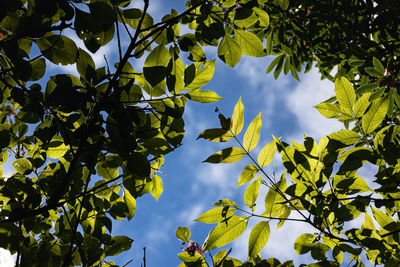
[
  {"xmin": 362, "ymin": 97, "xmax": 389, "ymax": 133},
  {"xmin": 329, "ymin": 130, "xmax": 360, "ymax": 145},
  {"xmin": 234, "ymin": 30, "xmax": 263, "ymax": 57},
  {"xmin": 244, "ymin": 176, "xmax": 261, "ymax": 210},
  {"xmin": 218, "ymin": 34, "xmax": 242, "ymax": 67},
  {"xmin": 294, "ymin": 233, "xmax": 317, "ymax": 254},
  {"xmin": 335, "ymin": 77, "xmax": 356, "ymax": 116},
  {"xmin": 194, "ymin": 207, "xmax": 236, "ymax": 224},
  {"xmin": 123, "ymin": 188, "xmax": 136, "ymax": 220},
  {"xmin": 176, "ymin": 227, "xmax": 190, "ymax": 242},
  {"xmin": 237, "ymin": 164, "xmax": 259, "ymax": 187},
  {"xmin": 184, "ymin": 60, "xmax": 215, "ymax": 90},
  {"xmin": 243, "ymin": 113, "xmax": 262, "ymax": 152},
  {"xmin": 151, "ymin": 175, "xmax": 163, "ymax": 201},
  {"xmin": 248, "ymin": 221, "xmax": 270, "ymax": 258},
  {"xmin": 353, "ymin": 93, "xmax": 372, "ymax": 118},
  {"xmin": 258, "ymin": 139, "xmax": 277, "ymax": 167},
  {"xmin": 197, "ymin": 128, "xmax": 233, "ymax": 142},
  {"xmin": 12, "ymin": 158, "xmax": 32, "ymax": 175},
  {"xmin": 186, "ymin": 89, "xmax": 223, "ymax": 103},
  {"xmin": 203, "ymin": 216, "xmax": 248, "ymax": 250},
  {"xmin": 203, "ymin": 147, "xmax": 245, "ymax": 164},
  {"xmin": 231, "ymin": 98, "xmax": 244, "ymax": 135}
]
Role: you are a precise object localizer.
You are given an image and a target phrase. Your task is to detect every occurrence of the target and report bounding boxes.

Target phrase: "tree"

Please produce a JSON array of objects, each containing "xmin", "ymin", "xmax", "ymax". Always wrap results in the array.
[
  {"xmin": 0, "ymin": 0, "xmax": 399, "ymax": 266},
  {"xmin": 174, "ymin": 0, "xmax": 400, "ymax": 266}
]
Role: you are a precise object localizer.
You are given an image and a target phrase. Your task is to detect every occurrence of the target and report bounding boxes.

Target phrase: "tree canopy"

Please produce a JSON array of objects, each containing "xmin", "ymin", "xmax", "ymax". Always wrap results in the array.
[{"xmin": 0, "ymin": 0, "xmax": 399, "ymax": 266}]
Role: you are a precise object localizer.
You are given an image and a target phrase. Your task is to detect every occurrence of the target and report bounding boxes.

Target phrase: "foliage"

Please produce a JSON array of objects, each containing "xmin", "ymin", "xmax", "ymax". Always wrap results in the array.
[
  {"xmin": 1, "ymin": 0, "xmax": 400, "ymax": 266},
  {"xmin": 174, "ymin": 0, "xmax": 400, "ymax": 267}
]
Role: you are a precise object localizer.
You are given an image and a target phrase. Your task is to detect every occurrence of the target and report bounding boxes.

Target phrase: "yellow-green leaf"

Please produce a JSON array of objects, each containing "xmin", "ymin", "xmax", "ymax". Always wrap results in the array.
[
  {"xmin": 194, "ymin": 207, "xmax": 236, "ymax": 224},
  {"xmin": 244, "ymin": 176, "xmax": 261, "ymax": 210},
  {"xmin": 151, "ymin": 175, "xmax": 163, "ymax": 201},
  {"xmin": 184, "ymin": 60, "xmax": 215, "ymax": 90},
  {"xmin": 176, "ymin": 227, "xmax": 191, "ymax": 242},
  {"xmin": 203, "ymin": 147, "xmax": 245, "ymax": 164},
  {"xmin": 329, "ymin": 130, "xmax": 360, "ymax": 145},
  {"xmin": 362, "ymin": 96, "xmax": 390, "ymax": 133},
  {"xmin": 197, "ymin": 128, "xmax": 233, "ymax": 143},
  {"xmin": 237, "ymin": 164, "xmax": 259, "ymax": 187},
  {"xmin": 234, "ymin": 30, "xmax": 263, "ymax": 57},
  {"xmin": 257, "ymin": 139, "xmax": 277, "ymax": 167},
  {"xmin": 186, "ymin": 89, "xmax": 223, "ymax": 103},
  {"xmin": 243, "ymin": 113, "xmax": 262, "ymax": 152},
  {"xmin": 203, "ymin": 216, "xmax": 248, "ymax": 250},
  {"xmin": 123, "ymin": 188, "xmax": 136, "ymax": 220},
  {"xmin": 218, "ymin": 34, "xmax": 242, "ymax": 68},
  {"xmin": 253, "ymin": 7, "xmax": 269, "ymax": 27},
  {"xmin": 231, "ymin": 97, "xmax": 244, "ymax": 135},
  {"xmin": 12, "ymin": 158, "xmax": 32, "ymax": 175},
  {"xmin": 335, "ymin": 77, "xmax": 356, "ymax": 116},
  {"xmin": 353, "ymin": 92, "xmax": 372, "ymax": 118},
  {"xmin": 248, "ymin": 221, "xmax": 270, "ymax": 258}
]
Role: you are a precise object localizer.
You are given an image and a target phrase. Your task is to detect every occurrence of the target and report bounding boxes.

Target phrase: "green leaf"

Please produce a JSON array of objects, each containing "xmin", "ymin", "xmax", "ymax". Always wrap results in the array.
[
  {"xmin": 186, "ymin": 89, "xmax": 223, "ymax": 103},
  {"xmin": 151, "ymin": 175, "xmax": 163, "ymax": 201},
  {"xmin": 243, "ymin": 113, "xmax": 262, "ymax": 152},
  {"xmin": 123, "ymin": 188, "xmax": 136, "ymax": 220},
  {"xmin": 237, "ymin": 164, "xmax": 259, "ymax": 187},
  {"xmin": 234, "ymin": 29, "xmax": 263, "ymax": 57},
  {"xmin": 47, "ymin": 142, "xmax": 69, "ymax": 159},
  {"xmin": 36, "ymin": 33, "xmax": 78, "ymax": 65},
  {"xmin": 176, "ymin": 227, "xmax": 191, "ymax": 242},
  {"xmin": 264, "ymin": 173, "xmax": 287, "ymax": 217},
  {"xmin": 197, "ymin": 128, "xmax": 233, "ymax": 142},
  {"xmin": 365, "ymin": 67, "xmax": 384, "ymax": 77},
  {"xmin": 362, "ymin": 97, "xmax": 390, "ymax": 133},
  {"xmin": 203, "ymin": 216, "xmax": 248, "ymax": 250},
  {"xmin": 314, "ymin": 102, "xmax": 341, "ymax": 118},
  {"xmin": 218, "ymin": 34, "xmax": 242, "ymax": 67},
  {"xmin": 253, "ymin": 7, "xmax": 269, "ymax": 27},
  {"xmin": 244, "ymin": 176, "xmax": 261, "ymax": 210},
  {"xmin": 294, "ymin": 233, "xmax": 317, "ymax": 254},
  {"xmin": 194, "ymin": 207, "xmax": 236, "ymax": 224},
  {"xmin": 231, "ymin": 97, "xmax": 244, "ymax": 135},
  {"xmin": 335, "ymin": 77, "xmax": 356, "ymax": 116},
  {"xmin": 184, "ymin": 60, "xmax": 215, "ymax": 90},
  {"xmin": 203, "ymin": 147, "xmax": 245, "ymax": 164},
  {"xmin": 12, "ymin": 158, "xmax": 32, "ymax": 175},
  {"xmin": 373, "ymin": 57, "xmax": 385, "ymax": 75},
  {"xmin": 105, "ymin": 236, "xmax": 133, "ymax": 256},
  {"xmin": 143, "ymin": 45, "xmax": 171, "ymax": 87},
  {"xmin": 212, "ymin": 199, "xmax": 239, "ymax": 209},
  {"xmin": 353, "ymin": 93, "xmax": 372, "ymax": 118},
  {"xmin": 258, "ymin": 139, "xmax": 277, "ymax": 167},
  {"xmin": 29, "ymin": 58, "xmax": 46, "ymax": 81},
  {"xmin": 248, "ymin": 221, "xmax": 270, "ymax": 258},
  {"xmin": 329, "ymin": 130, "xmax": 360, "ymax": 145},
  {"xmin": 371, "ymin": 207, "xmax": 396, "ymax": 230}
]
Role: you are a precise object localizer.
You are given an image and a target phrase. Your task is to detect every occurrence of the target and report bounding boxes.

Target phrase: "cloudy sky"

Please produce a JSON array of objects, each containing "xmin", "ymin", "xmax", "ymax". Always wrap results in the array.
[{"xmin": 0, "ymin": 0, "xmax": 360, "ymax": 266}]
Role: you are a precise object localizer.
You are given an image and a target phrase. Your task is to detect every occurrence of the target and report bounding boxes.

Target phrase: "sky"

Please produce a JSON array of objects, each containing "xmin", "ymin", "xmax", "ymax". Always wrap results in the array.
[{"xmin": 0, "ymin": 0, "xmax": 376, "ymax": 266}]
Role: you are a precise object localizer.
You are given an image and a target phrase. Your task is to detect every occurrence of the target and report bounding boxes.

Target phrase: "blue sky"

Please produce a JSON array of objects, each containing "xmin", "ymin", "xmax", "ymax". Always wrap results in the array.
[{"xmin": 1, "ymin": 0, "xmax": 377, "ymax": 266}]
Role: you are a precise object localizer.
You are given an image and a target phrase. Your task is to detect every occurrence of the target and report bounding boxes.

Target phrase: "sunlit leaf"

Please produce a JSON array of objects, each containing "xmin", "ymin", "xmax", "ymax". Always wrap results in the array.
[
  {"xmin": 244, "ymin": 176, "xmax": 261, "ymax": 210},
  {"xmin": 234, "ymin": 30, "xmax": 263, "ymax": 57},
  {"xmin": 362, "ymin": 96, "xmax": 390, "ymax": 133},
  {"xmin": 194, "ymin": 207, "xmax": 236, "ymax": 224},
  {"xmin": 218, "ymin": 34, "xmax": 242, "ymax": 67},
  {"xmin": 258, "ymin": 139, "xmax": 277, "ymax": 167},
  {"xmin": 176, "ymin": 227, "xmax": 190, "ymax": 242},
  {"xmin": 123, "ymin": 188, "xmax": 136, "ymax": 220},
  {"xmin": 231, "ymin": 97, "xmax": 244, "ymax": 135},
  {"xmin": 186, "ymin": 89, "xmax": 223, "ymax": 103},
  {"xmin": 237, "ymin": 164, "xmax": 259, "ymax": 187},
  {"xmin": 203, "ymin": 216, "xmax": 248, "ymax": 250},
  {"xmin": 203, "ymin": 147, "xmax": 245, "ymax": 164},
  {"xmin": 248, "ymin": 221, "xmax": 270, "ymax": 258},
  {"xmin": 243, "ymin": 113, "xmax": 262, "ymax": 152},
  {"xmin": 335, "ymin": 77, "xmax": 356, "ymax": 116}
]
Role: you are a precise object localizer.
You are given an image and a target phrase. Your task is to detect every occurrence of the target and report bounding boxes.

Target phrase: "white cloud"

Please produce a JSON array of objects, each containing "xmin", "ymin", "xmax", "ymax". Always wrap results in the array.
[
  {"xmin": 178, "ymin": 203, "xmax": 206, "ymax": 226},
  {"xmin": 286, "ymin": 68, "xmax": 342, "ymax": 142},
  {"xmin": 0, "ymin": 248, "xmax": 15, "ymax": 267}
]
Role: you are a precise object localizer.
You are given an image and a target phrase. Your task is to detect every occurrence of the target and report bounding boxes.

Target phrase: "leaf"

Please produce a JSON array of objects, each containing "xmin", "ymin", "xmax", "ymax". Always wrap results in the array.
[
  {"xmin": 105, "ymin": 236, "xmax": 133, "ymax": 256},
  {"xmin": 218, "ymin": 34, "xmax": 242, "ymax": 67},
  {"xmin": 231, "ymin": 98, "xmax": 244, "ymax": 135},
  {"xmin": 203, "ymin": 216, "xmax": 248, "ymax": 250},
  {"xmin": 243, "ymin": 113, "xmax": 262, "ymax": 152},
  {"xmin": 294, "ymin": 233, "xmax": 317, "ymax": 254},
  {"xmin": 365, "ymin": 67, "xmax": 384, "ymax": 77},
  {"xmin": 248, "ymin": 221, "xmax": 270, "ymax": 258},
  {"xmin": 253, "ymin": 7, "xmax": 269, "ymax": 27},
  {"xmin": 36, "ymin": 33, "xmax": 78, "ymax": 65},
  {"xmin": 47, "ymin": 142, "xmax": 69, "ymax": 159},
  {"xmin": 143, "ymin": 45, "xmax": 170, "ymax": 86},
  {"xmin": 186, "ymin": 89, "xmax": 223, "ymax": 103},
  {"xmin": 314, "ymin": 102, "xmax": 341, "ymax": 118},
  {"xmin": 373, "ymin": 57, "xmax": 385, "ymax": 75},
  {"xmin": 197, "ymin": 128, "xmax": 233, "ymax": 142},
  {"xmin": 362, "ymin": 97, "xmax": 390, "ymax": 133},
  {"xmin": 329, "ymin": 130, "xmax": 360, "ymax": 145},
  {"xmin": 353, "ymin": 93, "xmax": 372, "ymax": 118},
  {"xmin": 212, "ymin": 199, "xmax": 239, "ymax": 209},
  {"xmin": 12, "ymin": 158, "xmax": 32, "ymax": 175},
  {"xmin": 184, "ymin": 60, "xmax": 215, "ymax": 90},
  {"xmin": 335, "ymin": 77, "xmax": 356, "ymax": 116},
  {"xmin": 264, "ymin": 173, "xmax": 287, "ymax": 217},
  {"xmin": 203, "ymin": 147, "xmax": 245, "ymax": 164},
  {"xmin": 176, "ymin": 227, "xmax": 191, "ymax": 242},
  {"xmin": 194, "ymin": 207, "xmax": 236, "ymax": 224},
  {"xmin": 244, "ymin": 176, "xmax": 261, "ymax": 210},
  {"xmin": 234, "ymin": 29, "xmax": 263, "ymax": 57},
  {"xmin": 237, "ymin": 164, "xmax": 259, "ymax": 187},
  {"xmin": 151, "ymin": 175, "xmax": 163, "ymax": 201},
  {"xmin": 123, "ymin": 188, "xmax": 136, "ymax": 220},
  {"xmin": 258, "ymin": 139, "xmax": 277, "ymax": 167}
]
